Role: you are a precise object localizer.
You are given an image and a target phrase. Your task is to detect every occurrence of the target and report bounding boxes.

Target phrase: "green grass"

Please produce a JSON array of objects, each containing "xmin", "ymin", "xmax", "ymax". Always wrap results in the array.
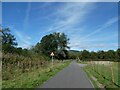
[
  {"xmin": 2, "ymin": 60, "xmax": 71, "ymax": 88},
  {"xmin": 83, "ymin": 61, "xmax": 120, "ymax": 90},
  {"xmin": 84, "ymin": 70, "xmax": 100, "ymax": 90}
]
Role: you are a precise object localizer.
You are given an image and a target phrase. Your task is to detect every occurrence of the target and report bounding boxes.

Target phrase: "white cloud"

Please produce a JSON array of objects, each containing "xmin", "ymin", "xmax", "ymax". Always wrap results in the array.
[
  {"xmin": 7, "ymin": 2, "xmax": 117, "ymax": 50},
  {"xmin": 42, "ymin": 3, "xmax": 97, "ymax": 50},
  {"xmin": 45, "ymin": 2, "xmax": 118, "ymax": 51},
  {"xmin": 69, "ymin": 42, "xmax": 118, "ymax": 51},
  {"xmin": 33, "ymin": 2, "xmax": 52, "ymax": 10},
  {"xmin": 68, "ymin": 16, "xmax": 118, "ymax": 50},
  {"xmin": 46, "ymin": 2, "xmax": 96, "ymax": 33},
  {"xmin": 15, "ymin": 31, "xmax": 32, "ymax": 48},
  {"xmin": 23, "ymin": 2, "xmax": 31, "ymax": 31},
  {"xmin": 19, "ymin": 44, "xmax": 32, "ymax": 49},
  {"xmin": 26, "ymin": 36, "xmax": 32, "ymax": 40},
  {"xmin": 80, "ymin": 17, "xmax": 118, "ymax": 40}
]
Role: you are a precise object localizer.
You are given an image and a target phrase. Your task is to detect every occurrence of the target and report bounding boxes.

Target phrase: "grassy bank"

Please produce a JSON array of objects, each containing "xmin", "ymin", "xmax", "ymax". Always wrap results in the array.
[
  {"xmin": 83, "ymin": 61, "xmax": 120, "ymax": 90},
  {"xmin": 2, "ymin": 60, "xmax": 71, "ymax": 88}
]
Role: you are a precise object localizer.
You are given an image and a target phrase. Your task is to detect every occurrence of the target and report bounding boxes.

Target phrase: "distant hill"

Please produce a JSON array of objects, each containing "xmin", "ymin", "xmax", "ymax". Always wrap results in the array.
[{"xmin": 69, "ymin": 50, "xmax": 79, "ymax": 53}]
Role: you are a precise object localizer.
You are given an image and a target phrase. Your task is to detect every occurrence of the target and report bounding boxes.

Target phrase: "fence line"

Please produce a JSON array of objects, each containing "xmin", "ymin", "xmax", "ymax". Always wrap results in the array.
[
  {"xmin": 88, "ymin": 61, "xmax": 119, "ymax": 87},
  {"xmin": 2, "ymin": 53, "xmax": 51, "ymax": 80}
]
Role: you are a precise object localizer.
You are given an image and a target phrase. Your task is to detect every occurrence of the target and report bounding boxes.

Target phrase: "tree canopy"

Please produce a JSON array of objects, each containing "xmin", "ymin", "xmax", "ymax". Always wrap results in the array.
[
  {"xmin": 34, "ymin": 32, "xmax": 70, "ymax": 60},
  {"xmin": 1, "ymin": 27, "xmax": 17, "ymax": 53}
]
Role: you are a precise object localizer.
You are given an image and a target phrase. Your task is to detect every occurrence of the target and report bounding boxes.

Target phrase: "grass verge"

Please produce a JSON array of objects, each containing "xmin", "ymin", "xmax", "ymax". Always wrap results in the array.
[
  {"xmin": 2, "ymin": 60, "xmax": 71, "ymax": 88},
  {"xmin": 83, "ymin": 62, "xmax": 120, "ymax": 90},
  {"xmin": 83, "ymin": 67, "xmax": 101, "ymax": 90}
]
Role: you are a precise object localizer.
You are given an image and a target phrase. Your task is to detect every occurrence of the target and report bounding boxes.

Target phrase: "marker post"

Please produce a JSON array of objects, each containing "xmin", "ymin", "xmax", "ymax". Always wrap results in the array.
[
  {"xmin": 50, "ymin": 52, "xmax": 54, "ymax": 68},
  {"xmin": 52, "ymin": 56, "xmax": 53, "ymax": 63}
]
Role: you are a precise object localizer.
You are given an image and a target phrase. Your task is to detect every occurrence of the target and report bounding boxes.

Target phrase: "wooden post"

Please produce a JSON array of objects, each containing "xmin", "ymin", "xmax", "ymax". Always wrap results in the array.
[
  {"xmin": 110, "ymin": 62, "xmax": 114, "ymax": 83},
  {"xmin": 52, "ymin": 56, "xmax": 53, "ymax": 63},
  {"xmin": 92, "ymin": 61, "xmax": 94, "ymax": 70},
  {"xmin": 98, "ymin": 61, "xmax": 101, "ymax": 78},
  {"xmin": 96, "ymin": 62, "xmax": 97, "ymax": 72},
  {"xmin": 95, "ymin": 62, "xmax": 96, "ymax": 72},
  {"xmin": 103, "ymin": 63, "xmax": 104, "ymax": 78},
  {"xmin": 17, "ymin": 61, "xmax": 20, "ymax": 70},
  {"xmin": 50, "ymin": 52, "xmax": 54, "ymax": 68},
  {"xmin": 97, "ymin": 62, "xmax": 99, "ymax": 73}
]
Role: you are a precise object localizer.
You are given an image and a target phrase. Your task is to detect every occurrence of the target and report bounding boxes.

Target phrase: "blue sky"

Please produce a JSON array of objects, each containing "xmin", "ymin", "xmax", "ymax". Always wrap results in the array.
[{"xmin": 2, "ymin": 2, "xmax": 118, "ymax": 51}]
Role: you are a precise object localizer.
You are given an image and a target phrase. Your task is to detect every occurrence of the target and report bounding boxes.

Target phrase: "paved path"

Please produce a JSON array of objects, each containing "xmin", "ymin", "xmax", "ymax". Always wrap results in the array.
[{"xmin": 40, "ymin": 61, "xmax": 94, "ymax": 88}]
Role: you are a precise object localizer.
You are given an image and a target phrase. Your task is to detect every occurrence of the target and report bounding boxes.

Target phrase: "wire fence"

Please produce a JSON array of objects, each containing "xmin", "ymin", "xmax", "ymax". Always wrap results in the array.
[{"xmin": 87, "ymin": 61, "xmax": 119, "ymax": 87}]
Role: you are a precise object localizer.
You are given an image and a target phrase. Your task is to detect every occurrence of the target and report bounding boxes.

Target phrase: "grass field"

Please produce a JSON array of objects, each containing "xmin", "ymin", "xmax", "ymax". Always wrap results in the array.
[
  {"xmin": 83, "ymin": 61, "xmax": 120, "ymax": 89},
  {"xmin": 2, "ymin": 60, "xmax": 71, "ymax": 88}
]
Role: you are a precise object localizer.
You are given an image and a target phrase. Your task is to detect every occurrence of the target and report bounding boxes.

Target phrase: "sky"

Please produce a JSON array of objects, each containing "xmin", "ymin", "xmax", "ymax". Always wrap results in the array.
[{"xmin": 2, "ymin": 2, "xmax": 118, "ymax": 51}]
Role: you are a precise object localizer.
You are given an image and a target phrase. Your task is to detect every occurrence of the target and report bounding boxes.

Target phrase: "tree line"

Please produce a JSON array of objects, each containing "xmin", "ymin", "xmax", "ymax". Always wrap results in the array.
[
  {"xmin": 1, "ymin": 26, "xmax": 120, "ymax": 61},
  {"xmin": 1, "ymin": 27, "xmax": 70, "ymax": 60},
  {"xmin": 69, "ymin": 49, "xmax": 120, "ymax": 61}
]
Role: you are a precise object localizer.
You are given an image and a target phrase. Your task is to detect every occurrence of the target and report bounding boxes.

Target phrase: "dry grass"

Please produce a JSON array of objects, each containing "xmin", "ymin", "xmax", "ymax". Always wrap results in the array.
[{"xmin": 2, "ymin": 53, "xmax": 49, "ymax": 81}]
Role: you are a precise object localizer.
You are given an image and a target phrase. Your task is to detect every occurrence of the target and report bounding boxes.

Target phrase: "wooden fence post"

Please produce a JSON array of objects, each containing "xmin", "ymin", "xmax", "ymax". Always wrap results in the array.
[
  {"xmin": 110, "ymin": 62, "xmax": 114, "ymax": 83},
  {"xmin": 17, "ymin": 61, "xmax": 20, "ymax": 69},
  {"xmin": 103, "ymin": 63, "xmax": 105, "ymax": 77},
  {"xmin": 97, "ymin": 62, "xmax": 98, "ymax": 73},
  {"xmin": 98, "ymin": 62, "xmax": 99, "ymax": 74},
  {"xmin": 92, "ymin": 61, "xmax": 94, "ymax": 70},
  {"xmin": 94, "ymin": 62, "xmax": 95, "ymax": 72}
]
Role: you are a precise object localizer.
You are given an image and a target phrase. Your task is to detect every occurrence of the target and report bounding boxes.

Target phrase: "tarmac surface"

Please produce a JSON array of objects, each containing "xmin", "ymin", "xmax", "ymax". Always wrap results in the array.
[{"xmin": 40, "ymin": 60, "xmax": 94, "ymax": 88}]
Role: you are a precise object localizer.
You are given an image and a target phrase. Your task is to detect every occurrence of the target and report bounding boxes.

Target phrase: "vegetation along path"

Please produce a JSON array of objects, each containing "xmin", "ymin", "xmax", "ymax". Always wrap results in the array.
[{"xmin": 40, "ymin": 60, "xmax": 94, "ymax": 88}]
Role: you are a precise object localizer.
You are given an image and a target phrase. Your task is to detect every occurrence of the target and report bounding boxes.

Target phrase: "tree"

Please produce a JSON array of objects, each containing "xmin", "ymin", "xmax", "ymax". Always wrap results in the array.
[
  {"xmin": 55, "ymin": 33, "xmax": 69, "ymax": 60},
  {"xmin": 36, "ymin": 32, "xmax": 69, "ymax": 60},
  {"xmin": 81, "ymin": 50, "xmax": 90, "ymax": 60},
  {"xmin": 116, "ymin": 48, "xmax": 120, "ymax": 61},
  {"xmin": 97, "ymin": 50, "xmax": 105, "ymax": 59},
  {"xmin": 40, "ymin": 33, "xmax": 58, "ymax": 56},
  {"xmin": 68, "ymin": 50, "xmax": 78, "ymax": 59},
  {"xmin": 90, "ymin": 51, "xmax": 97, "ymax": 60},
  {"xmin": 106, "ymin": 50, "xmax": 116, "ymax": 60},
  {"xmin": 32, "ymin": 42, "xmax": 42, "ymax": 54},
  {"xmin": 1, "ymin": 28, "xmax": 17, "ymax": 53},
  {"xmin": 78, "ymin": 51, "xmax": 82, "ymax": 60}
]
